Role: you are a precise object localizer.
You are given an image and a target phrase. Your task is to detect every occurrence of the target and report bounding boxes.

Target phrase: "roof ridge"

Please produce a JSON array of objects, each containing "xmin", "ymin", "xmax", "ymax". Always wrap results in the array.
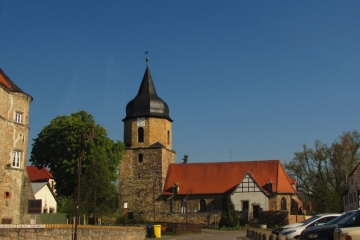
[{"xmin": 172, "ymin": 160, "xmax": 280, "ymax": 165}]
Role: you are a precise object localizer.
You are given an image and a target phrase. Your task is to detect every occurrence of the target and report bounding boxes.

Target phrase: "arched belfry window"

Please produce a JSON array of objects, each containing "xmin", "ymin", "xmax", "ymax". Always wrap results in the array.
[
  {"xmin": 200, "ymin": 199, "xmax": 206, "ymax": 212},
  {"xmin": 281, "ymin": 197, "xmax": 287, "ymax": 210},
  {"xmin": 167, "ymin": 130, "xmax": 170, "ymax": 144},
  {"xmin": 138, "ymin": 127, "xmax": 144, "ymax": 142}
]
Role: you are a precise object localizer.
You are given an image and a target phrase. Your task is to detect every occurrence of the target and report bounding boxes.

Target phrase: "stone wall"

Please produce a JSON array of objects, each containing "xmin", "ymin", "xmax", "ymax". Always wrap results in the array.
[
  {"xmin": 0, "ymin": 82, "xmax": 33, "ymax": 225},
  {"xmin": 123, "ymin": 118, "xmax": 172, "ymax": 149},
  {"xmin": 0, "ymin": 225, "xmax": 146, "ymax": 240},
  {"xmin": 119, "ymin": 146, "xmax": 175, "ymax": 214}
]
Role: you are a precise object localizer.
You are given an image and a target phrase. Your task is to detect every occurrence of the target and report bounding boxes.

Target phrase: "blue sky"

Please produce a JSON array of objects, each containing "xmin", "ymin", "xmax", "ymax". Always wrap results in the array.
[{"xmin": 1, "ymin": 1, "xmax": 359, "ymax": 164}]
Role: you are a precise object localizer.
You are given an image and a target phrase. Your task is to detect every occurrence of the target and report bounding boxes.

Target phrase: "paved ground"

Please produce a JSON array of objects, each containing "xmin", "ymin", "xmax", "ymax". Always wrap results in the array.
[{"xmin": 157, "ymin": 229, "xmax": 247, "ymax": 240}]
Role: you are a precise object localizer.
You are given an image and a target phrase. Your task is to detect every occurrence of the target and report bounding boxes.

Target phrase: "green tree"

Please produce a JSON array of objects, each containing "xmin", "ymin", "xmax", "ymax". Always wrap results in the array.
[
  {"xmin": 219, "ymin": 196, "xmax": 239, "ymax": 228},
  {"xmin": 29, "ymin": 111, "xmax": 124, "ymax": 197},
  {"xmin": 285, "ymin": 130, "xmax": 360, "ymax": 213},
  {"xmin": 80, "ymin": 151, "xmax": 119, "ymax": 219}
]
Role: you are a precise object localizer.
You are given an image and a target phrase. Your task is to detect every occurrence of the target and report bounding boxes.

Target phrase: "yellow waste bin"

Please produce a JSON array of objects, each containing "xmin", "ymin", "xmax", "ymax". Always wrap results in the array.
[{"xmin": 153, "ymin": 224, "xmax": 161, "ymax": 238}]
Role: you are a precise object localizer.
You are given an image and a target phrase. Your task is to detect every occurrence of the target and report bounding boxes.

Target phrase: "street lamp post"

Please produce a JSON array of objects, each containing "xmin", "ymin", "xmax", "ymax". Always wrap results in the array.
[
  {"xmin": 74, "ymin": 126, "xmax": 96, "ymax": 240},
  {"xmin": 185, "ymin": 188, "xmax": 194, "ymax": 223}
]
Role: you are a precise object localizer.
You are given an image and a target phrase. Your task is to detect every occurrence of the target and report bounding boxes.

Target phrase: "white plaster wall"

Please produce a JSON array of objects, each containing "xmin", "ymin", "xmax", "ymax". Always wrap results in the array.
[
  {"xmin": 35, "ymin": 186, "xmax": 57, "ymax": 213},
  {"xmin": 231, "ymin": 191, "xmax": 269, "ymax": 213}
]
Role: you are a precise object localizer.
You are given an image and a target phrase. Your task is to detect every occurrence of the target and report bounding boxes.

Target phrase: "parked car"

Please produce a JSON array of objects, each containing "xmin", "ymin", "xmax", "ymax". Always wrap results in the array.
[
  {"xmin": 280, "ymin": 213, "xmax": 342, "ymax": 240},
  {"xmin": 334, "ymin": 211, "xmax": 360, "ymax": 240},
  {"xmin": 299, "ymin": 211, "xmax": 359, "ymax": 240},
  {"xmin": 272, "ymin": 215, "xmax": 326, "ymax": 236}
]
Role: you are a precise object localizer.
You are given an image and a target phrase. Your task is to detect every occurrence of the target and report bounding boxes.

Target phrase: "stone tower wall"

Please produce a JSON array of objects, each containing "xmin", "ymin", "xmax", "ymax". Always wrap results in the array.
[
  {"xmin": 119, "ymin": 147, "xmax": 175, "ymax": 214},
  {"xmin": 123, "ymin": 118, "xmax": 172, "ymax": 149},
  {"xmin": 0, "ymin": 84, "xmax": 33, "ymax": 224}
]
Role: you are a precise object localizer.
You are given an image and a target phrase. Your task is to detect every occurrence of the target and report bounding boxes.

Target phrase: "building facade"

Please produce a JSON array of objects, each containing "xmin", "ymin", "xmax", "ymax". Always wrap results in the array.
[
  {"xmin": 343, "ymin": 163, "xmax": 360, "ymax": 211},
  {"xmin": 119, "ymin": 64, "xmax": 301, "ymax": 224},
  {"xmin": 27, "ymin": 166, "xmax": 57, "ymax": 213},
  {"xmin": 0, "ymin": 69, "xmax": 35, "ymax": 224},
  {"xmin": 119, "ymin": 65, "xmax": 175, "ymax": 218}
]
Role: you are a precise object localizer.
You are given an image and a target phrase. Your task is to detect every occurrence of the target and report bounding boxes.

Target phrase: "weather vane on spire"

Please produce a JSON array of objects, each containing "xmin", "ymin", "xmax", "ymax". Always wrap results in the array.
[{"xmin": 145, "ymin": 51, "xmax": 149, "ymax": 67}]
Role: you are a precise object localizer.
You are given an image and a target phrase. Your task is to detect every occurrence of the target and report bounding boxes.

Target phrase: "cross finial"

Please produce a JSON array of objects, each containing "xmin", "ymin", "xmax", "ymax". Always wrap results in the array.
[{"xmin": 145, "ymin": 51, "xmax": 149, "ymax": 67}]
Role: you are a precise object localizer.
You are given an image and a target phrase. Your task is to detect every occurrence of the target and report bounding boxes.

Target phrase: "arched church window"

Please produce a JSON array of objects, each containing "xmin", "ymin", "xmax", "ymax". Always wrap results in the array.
[
  {"xmin": 138, "ymin": 154, "xmax": 143, "ymax": 163},
  {"xmin": 200, "ymin": 199, "xmax": 206, "ymax": 212},
  {"xmin": 181, "ymin": 198, "xmax": 186, "ymax": 214},
  {"xmin": 167, "ymin": 130, "xmax": 170, "ymax": 144},
  {"xmin": 281, "ymin": 197, "xmax": 287, "ymax": 210},
  {"xmin": 138, "ymin": 127, "xmax": 144, "ymax": 142}
]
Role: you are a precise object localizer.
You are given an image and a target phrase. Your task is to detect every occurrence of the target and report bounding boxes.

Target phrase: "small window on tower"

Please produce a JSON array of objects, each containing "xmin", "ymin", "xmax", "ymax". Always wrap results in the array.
[
  {"xmin": 138, "ymin": 154, "xmax": 143, "ymax": 163},
  {"xmin": 138, "ymin": 173, "xmax": 141, "ymax": 179},
  {"xmin": 12, "ymin": 151, "xmax": 21, "ymax": 168},
  {"xmin": 4, "ymin": 192, "xmax": 11, "ymax": 198},
  {"xmin": 15, "ymin": 112, "xmax": 22, "ymax": 123}
]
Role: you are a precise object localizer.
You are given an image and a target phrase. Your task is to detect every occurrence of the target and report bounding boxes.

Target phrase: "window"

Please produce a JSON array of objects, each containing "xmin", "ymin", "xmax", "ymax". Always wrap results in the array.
[
  {"xmin": 138, "ymin": 192, "xmax": 141, "ymax": 198},
  {"xmin": 138, "ymin": 154, "xmax": 143, "ymax": 163},
  {"xmin": 138, "ymin": 173, "xmax": 141, "ymax": 179},
  {"xmin": 138, "ymin": 127, "xmax": 144, "ymax": 142},
  {"xmin": 181, "ymin": 198, "xmax": 186, "ymax": 214},
  {"xmin": 281, "ymin": 197, "xmax": 287, "ymax": 210},
  {"xmin": 200, "ymin": 199, "xmax": 206, "ymax": 212},
  {"xmin": 4, "ymin": 192, "xmax": 11, "ymax": 198},
  {"xmin": 242, "ymin": 200, "xmax": 249, "ymax": 211},
  {"xmin": 12, "ymin": 151, "xmax": 21, "ymax": 168},
  {"xmin": 167, "ymin": 130, "xmax": 170, "ymax": 144},
  {"xmin": 15, "ymin": 112, "xmax": 22, "ymax": 123}
]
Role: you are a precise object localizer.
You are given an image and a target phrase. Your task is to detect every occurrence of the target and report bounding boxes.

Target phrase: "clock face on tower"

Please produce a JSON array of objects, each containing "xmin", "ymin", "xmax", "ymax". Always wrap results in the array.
[{"xmin": 137, "ymin": 117, "xmax": 146, "ymax": 127}]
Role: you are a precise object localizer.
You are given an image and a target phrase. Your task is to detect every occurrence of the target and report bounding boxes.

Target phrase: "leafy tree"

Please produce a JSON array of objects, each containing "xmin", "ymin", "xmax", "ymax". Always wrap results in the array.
[
  {"xmin": 80, "ymin": 151, "xmax": 119, "ymax": 218},
  {"xmin": 182, "ymin": 155, "xmax": 188, "ymax": 164},
  {"xmin": 57, "ymin": 196, "xmax": 76, "ymax": 214},
  {"xmin": 29, "ymin": 111, "xmax": 124, "ymax": 198},
  {"xmin": 285, "ymin": 130, "xmax": 360, "ymax": 213},
  {"xmin": 219, "ymin": 195, "xmax": 239, "ymax": 228}
]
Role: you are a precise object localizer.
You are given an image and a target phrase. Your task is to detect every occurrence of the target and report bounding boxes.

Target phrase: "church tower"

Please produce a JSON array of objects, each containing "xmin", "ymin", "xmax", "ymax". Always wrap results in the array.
[{"xmin": 119, "ymin": 61, "xmax": 175, "ymax": 216}]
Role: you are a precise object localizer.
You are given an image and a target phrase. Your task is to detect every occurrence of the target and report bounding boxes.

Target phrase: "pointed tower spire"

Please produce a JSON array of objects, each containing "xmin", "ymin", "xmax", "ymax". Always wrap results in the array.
[{"xmin": 123, "ymin": 63, "xmax": 172, "ymax": 122}]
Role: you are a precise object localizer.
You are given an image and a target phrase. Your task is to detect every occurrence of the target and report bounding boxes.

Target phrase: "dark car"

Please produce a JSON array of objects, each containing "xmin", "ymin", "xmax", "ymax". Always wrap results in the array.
[{"xmin": 299, "ymin": 210, "xmax": 360, "ymax": 240}]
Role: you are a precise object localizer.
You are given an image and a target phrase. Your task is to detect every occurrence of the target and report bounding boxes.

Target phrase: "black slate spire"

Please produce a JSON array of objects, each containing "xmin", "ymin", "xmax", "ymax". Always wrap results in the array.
[{"xmin": 123, "ymin": 67, "xmax": 172, "ymax": 122}]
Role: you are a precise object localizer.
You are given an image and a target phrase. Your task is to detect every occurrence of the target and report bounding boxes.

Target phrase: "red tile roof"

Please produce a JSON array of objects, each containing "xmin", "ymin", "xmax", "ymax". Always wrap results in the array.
[
  {"xmin": 27, "ymin": 166, "xmax": 53, "ymax": 182},
  {"xmin": 0, "ymin": 68, "xmax": 24, "ymax": 92},
  {"xmin": 163, "ymin": 160, "xmax": 296, "ymax": 195}
]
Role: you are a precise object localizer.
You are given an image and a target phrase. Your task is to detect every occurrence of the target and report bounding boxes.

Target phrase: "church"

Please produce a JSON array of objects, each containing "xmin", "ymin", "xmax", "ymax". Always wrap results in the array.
[{"xmin": 119, "ymin": 61, "xmax": 302, "ymax": 223}]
